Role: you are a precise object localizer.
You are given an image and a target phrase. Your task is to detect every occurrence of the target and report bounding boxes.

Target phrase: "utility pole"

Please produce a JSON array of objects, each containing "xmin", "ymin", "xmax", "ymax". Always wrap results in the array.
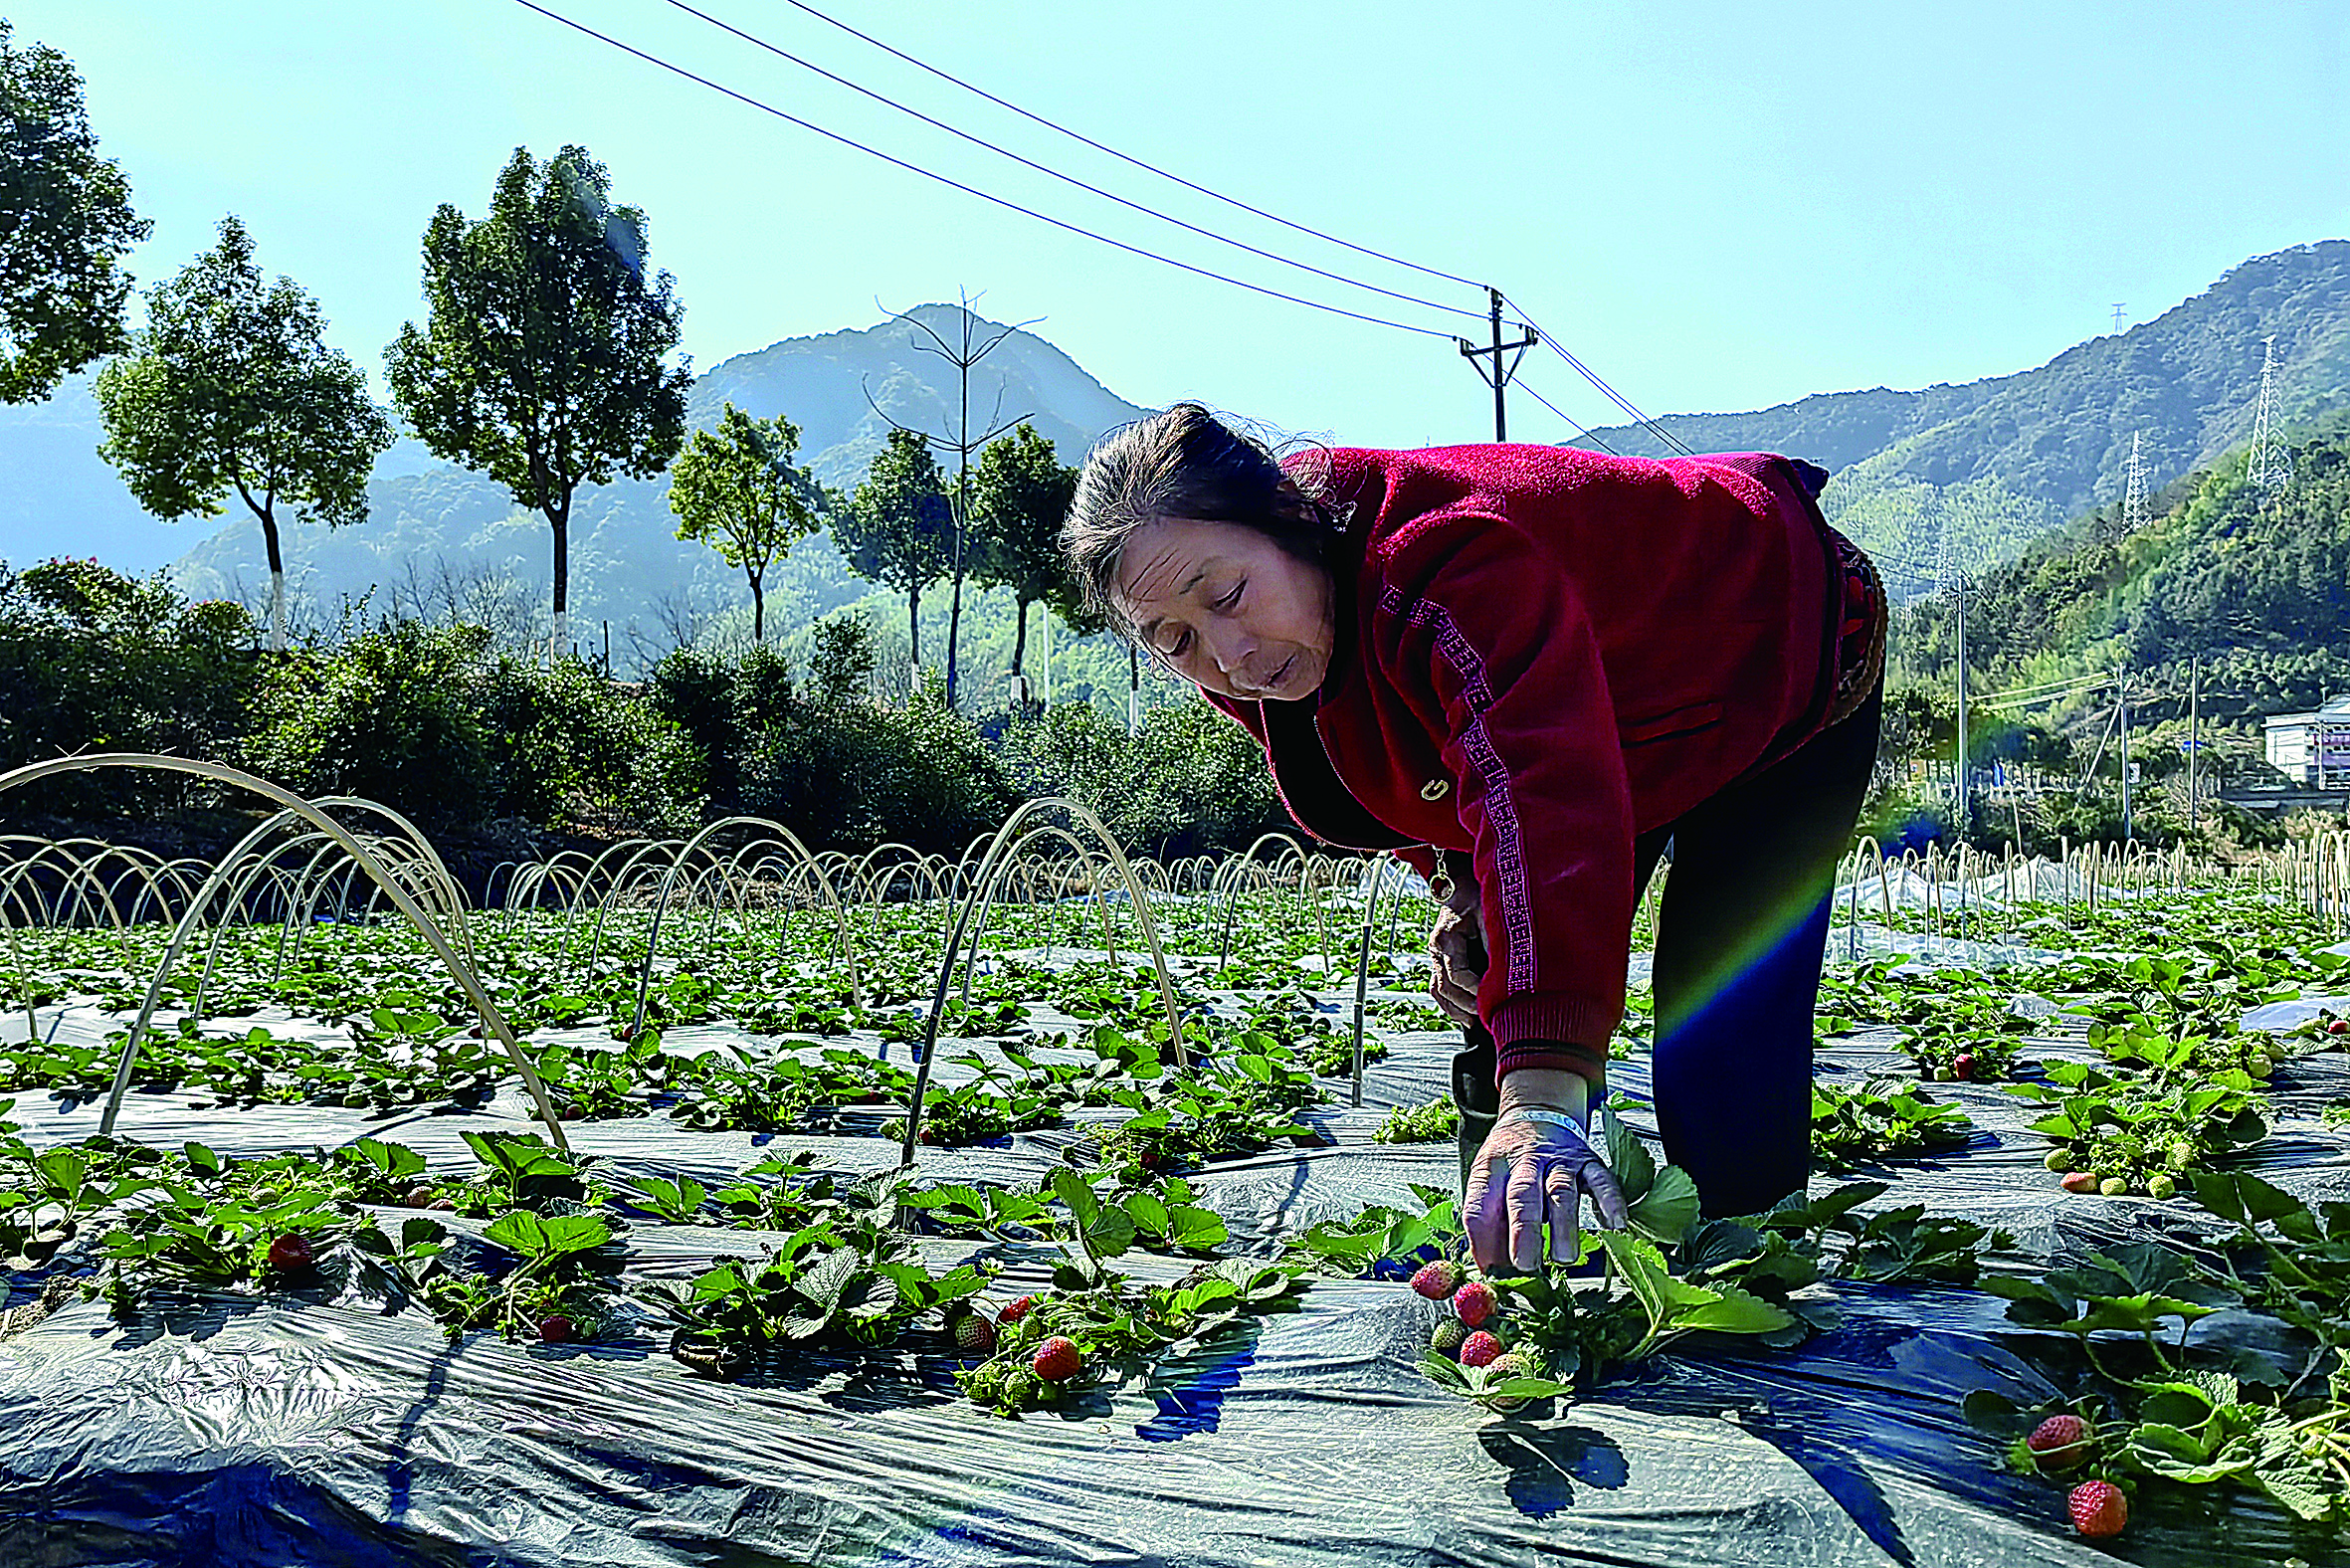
[
  {"xmin": 2187, "ymin": 655, "xmax": 2200, "ymax": 829},
  {"xmin": 1940, "ymin": 526, "xmax": 1969, "ymax": 835},
  {"xmin": 2118, "ymin": 664, "xmax": 2132, "ymax": 845},
  {"xmin": 1456, "ymin": 287, "xmax": 1538, "ymax": 442}
]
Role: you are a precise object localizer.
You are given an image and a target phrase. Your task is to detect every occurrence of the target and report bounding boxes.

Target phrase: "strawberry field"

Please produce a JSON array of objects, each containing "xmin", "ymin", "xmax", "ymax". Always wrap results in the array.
[{"xmin": 5, "ymin": 763, "xmax": 2350, "ymax": 1566}]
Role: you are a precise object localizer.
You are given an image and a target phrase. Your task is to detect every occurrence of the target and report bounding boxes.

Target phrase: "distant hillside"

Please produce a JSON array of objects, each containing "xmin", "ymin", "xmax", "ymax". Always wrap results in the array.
[
  {"xmin": 1896, "ymin": 422, "xmax": 2350, "ymax": 734},
  {"xmin": 1588, "ymin": 242, "xmax": 2350, "ymax": 597}
]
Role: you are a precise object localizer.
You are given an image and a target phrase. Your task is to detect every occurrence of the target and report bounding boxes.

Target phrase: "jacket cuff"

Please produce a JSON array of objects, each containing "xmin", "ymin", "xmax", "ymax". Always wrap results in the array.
[
  {"xmin": 1488, "ymin": 992, "xmax": 1617, "ymax": 1082},
  {"xmin": 1494, "ymin": 1038, "xmax": 1609, "ymax": 1081}
]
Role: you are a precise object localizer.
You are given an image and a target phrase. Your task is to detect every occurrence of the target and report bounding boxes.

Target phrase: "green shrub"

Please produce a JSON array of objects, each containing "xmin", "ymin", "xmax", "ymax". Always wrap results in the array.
[
  {"xmin": 0, "ymin": 558, "xmax": 258, "ymax": 817},
  {"xmin": 241, "ymin": 621, "xmax": 496, "ymax": 824},
  {"xmin": 742, "ymin": 676, "xmax": 1014, "ymax": 854},
  {"xmin": 996, "ymin": 698, "xmax": 1285, "ymax": 857},
  {"xmin": 475, "ymin": 656, "xmax": 702, "ymax": 836}
]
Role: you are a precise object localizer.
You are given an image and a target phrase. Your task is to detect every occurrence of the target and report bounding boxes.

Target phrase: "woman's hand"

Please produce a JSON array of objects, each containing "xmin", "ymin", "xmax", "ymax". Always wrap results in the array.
[
  {"xmin": 1428, "ymin": 863, "xmax": 1486, "ymax": 1026},
  {"xmin": 1464, "ymin": 1068, "xmax": 1628, "ymax": 1274}
]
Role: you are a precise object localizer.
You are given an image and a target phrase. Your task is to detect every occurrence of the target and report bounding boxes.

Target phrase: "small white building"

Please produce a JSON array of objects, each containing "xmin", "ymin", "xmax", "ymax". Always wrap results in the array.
[{"xmin": 2264, "ymin": 694, "xmax": 2350, "ymax": 787}]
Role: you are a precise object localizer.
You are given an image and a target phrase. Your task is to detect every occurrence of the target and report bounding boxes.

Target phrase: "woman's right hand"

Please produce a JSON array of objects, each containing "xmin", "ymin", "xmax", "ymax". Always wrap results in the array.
[{"xmin": 1428, "ymin": 864, "xmax": 1486, "ymax": 1025}]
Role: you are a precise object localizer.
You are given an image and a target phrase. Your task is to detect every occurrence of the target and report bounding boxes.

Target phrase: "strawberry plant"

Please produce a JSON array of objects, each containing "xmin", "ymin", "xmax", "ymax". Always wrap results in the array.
[
  {"xmin": 1810, "ymin": 1078, "xmax": 1974, "ymax": 1169},
  {"xmin": 955, "ymin": 1257, "xmax": 1305, "ymax": 1416},
  {"xmin": 2011, "ymin": 1062, "xmax": 2268, "ymax": 1196},
  {"xmin": 417, "ymin": 1207, "xmax": 620, "ymax": 1342},
  {"xmin": 1373, "ymin": 1097, "xmax": 1460, "ymax": 1144},
  {"xmin": 638, "ymin": 1175, "xmax": 990, "ymax": 1376}
]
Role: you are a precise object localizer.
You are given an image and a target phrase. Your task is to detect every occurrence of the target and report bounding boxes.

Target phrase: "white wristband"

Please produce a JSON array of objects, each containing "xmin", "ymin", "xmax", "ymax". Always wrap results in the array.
[{"xmin": 1498, "ymin": 1108, "xmax": 1582, "ymax": 1131}]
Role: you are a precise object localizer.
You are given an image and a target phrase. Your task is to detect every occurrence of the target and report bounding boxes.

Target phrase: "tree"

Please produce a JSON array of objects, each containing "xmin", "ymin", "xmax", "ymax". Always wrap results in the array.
[
  {"xmin": 0, "ymin": 19, "xmax": 151, "ymax": 403},
  {"xmin": 385, "ymin": 144, "xmax": 689, "ymax": 660},
  {"xmin": 971, "ymin": 423, "xmax": 1077, "ymax": 709},
  {"xmin": 834, "ymin": 428, "xmax": 951, "ymax": 685},
  {"xmin": 667, "ymin": 401, "xmax": 818, "ymax": 642},
  {"xmin": 94, "ymin": 216, "xmax": 393, "ymax": 650}
]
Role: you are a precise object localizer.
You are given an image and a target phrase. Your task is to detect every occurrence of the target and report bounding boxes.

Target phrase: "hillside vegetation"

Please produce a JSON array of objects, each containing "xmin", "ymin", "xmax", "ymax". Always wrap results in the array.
[{"xmin": 1591, "ymin": 242, "xmax": 2350, "ymax": 596}]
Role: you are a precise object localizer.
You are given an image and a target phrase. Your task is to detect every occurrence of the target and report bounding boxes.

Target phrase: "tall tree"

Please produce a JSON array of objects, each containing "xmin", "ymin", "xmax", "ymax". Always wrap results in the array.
[
  {"xmin": 971, "ymin": 423, "xmax": 1077, "ymax": 709},
  {"xmin": 385, "ymin": 144, "xmax": 689, "ymax": 660},
  {"xmin": 94, "ymin": 216, "xmax": 393, "ymax": 650},
  {"xmin": 833, "ymin": 428, "xmax": 950, "ymax": 684},
  {"xmin": 0, "ymin": 19, "xmax": 151, "ymax": 404},
  {"xmin": 668, "ymin": 402, "xmax": 818, "ymax": 642}
]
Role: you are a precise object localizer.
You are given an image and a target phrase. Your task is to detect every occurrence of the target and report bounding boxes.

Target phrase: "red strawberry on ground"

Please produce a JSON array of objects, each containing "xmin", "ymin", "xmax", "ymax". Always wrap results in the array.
[
  {"xmin": 1453, "ymin": 1280, "xmax": 1497, "ymax": 1328},
  {"xmin": 953, "ymin": 1311, "xmax": 998, "ymax": 1354},
  {"xmin": 2027, "ymin": 1414, "xmax": 2091, "ymax": 1470},
  {"xmin": 266, "ymin": 1233, "xmax": 314, "ymax": 1274},
  {"xmin": 2059, "ymin": 1170, "xmax": 2098, "ymax": 1194},
  {"xmin": 1459, "ymin": 1330, "xmax": 1504, "ymax": 1368},
  {"xmin": 1411, "ymin": 1261, "xmax": 1461, "ymax": 1300},
  {"xmin": 998, "ymin": 1294, "xmax": 1037, "ymax": 1325},
  {"xmin": 2068, "ymin": 1479, "xmax": 2127, "ymax": 1538},
  {"xmin": 1953, "ymin": 1054, "xmax": 1977, "ymax": 1080},
  {"xmin": 1032, "ymin": 1335, "xmax": 1082, "ymax": 1382},
  {"xmin": 2330, "ymin": 1019, "xmax": 2348, "ymax": 1036},
  {"xmin": 537, "ymin": 1314, "xmax": 575, "ymax": 1344}
]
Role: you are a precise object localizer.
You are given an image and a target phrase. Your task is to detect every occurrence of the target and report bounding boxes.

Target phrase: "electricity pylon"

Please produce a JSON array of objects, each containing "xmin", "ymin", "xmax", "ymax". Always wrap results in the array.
[{"xmin": 2246, "ymin": 334, "xmax": 2291, "ymax": 507}]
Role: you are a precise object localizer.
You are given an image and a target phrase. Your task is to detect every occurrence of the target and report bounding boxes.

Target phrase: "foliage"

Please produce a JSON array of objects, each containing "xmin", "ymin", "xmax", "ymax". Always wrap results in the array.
[
  {"xmin": 0, "ymin": 558, "xmax": 256, "ymax": 816},
  {"xmin": 0, "ymin": 20, "xmax": 152, "ymax": 403},
  {"xmin": 969, "ymin": 423, "xmax": 1079, "ymax": 705},
  {"xmin": 93, "ymin": 215, "xmax": 394, "ymax": 648},
  {"xmin": 1810, "ymin": 1078, "xmax": 1974, "ymax": 1168},
  {"xmin": 994, "ymin": 698, "xmax": 1288, "ymax": 859},
  {"xmin": 1374, "ymin": 1097, "xmax": 1461, "ymax": 1144},
  {"xmin": 668, "ymin": 401, "xmax": 821, "ymax": 643},
  {"xmin": 384, "ymin": 144, "xmax": 690, "ymax": 647},
  {"xmin": 832, "ymin": 429, "xmax": 951, "ymax": 672}
]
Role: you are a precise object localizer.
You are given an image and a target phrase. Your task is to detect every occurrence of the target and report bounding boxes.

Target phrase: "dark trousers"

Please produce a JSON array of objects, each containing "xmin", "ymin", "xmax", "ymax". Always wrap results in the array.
[{"xmin": 1455, "ymin": 685, "xmax": 1882, "ymax": 1219}]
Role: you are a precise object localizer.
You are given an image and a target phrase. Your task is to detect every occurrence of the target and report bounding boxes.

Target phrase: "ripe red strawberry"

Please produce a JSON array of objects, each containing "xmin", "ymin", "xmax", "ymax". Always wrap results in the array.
[
  {"xmin": 2059, "ymin": 1170, "xmax": 2098, "ymax": 1194},
  {"xmin": 2330, "ymin": 1019, "xmax": 2348, "ymax": 1036},
  {"xmin": 953, "ymin": 1311, "xmax": 998, "ymax": 1354},
  {"xmin": 998, "ymin": 1294, "xmax": 1037, "ymax": 1325},
  {"xmin": 266, "ymin": 1233, "xmax": 314, "ymax": 1274},
  {"xmin": 1952, "ymin": 1054, "xmax": 1977, "ymax": 1080},
  {"xmin": 1031, "ymin": 1335, "xmax": 1082, "ymax": 1382},
  {"xmin": 1411, "ymin": 1261, "xmax": 1461, "ymax": 1300},
  {"xmin": 2068, "ymin": 1478, "xmax": 2127, "ymax": 1538},
  {"xmin": 2027, "ymin": 1414, "xmax": 2091, "ymax": 1470},
  {"xmin": 1452, "ymin": 1280, "xmax": 1497, "ymax": 1328},
  {"xmin": 536, "ymin": 1314, "xmax": 575, "ymax": 1344},
  {"xmin": 1459, "ymin": 1330, "xmax": 1504, "ymax": 1368}
]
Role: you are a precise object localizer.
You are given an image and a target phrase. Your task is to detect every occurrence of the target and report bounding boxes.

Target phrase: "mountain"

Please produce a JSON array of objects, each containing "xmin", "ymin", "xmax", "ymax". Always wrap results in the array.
[
  {"xmin": 1586, "ymin": 241, "xmax": 2350, "ymax": 597},
  {"xmin": 1895, "ymin": 424, "xmax": 2350, "ymax": 735}
]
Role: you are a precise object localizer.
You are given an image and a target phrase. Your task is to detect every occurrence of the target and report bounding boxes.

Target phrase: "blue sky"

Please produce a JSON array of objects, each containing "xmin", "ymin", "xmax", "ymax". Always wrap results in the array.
[{"xmin": 16, "ymin": 0, "xmax": 2349, "ymax": 450}]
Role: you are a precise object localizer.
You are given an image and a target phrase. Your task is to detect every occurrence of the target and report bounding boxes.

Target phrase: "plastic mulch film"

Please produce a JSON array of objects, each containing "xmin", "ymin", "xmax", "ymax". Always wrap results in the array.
[{"xmin": 6, "ymin": 998, "xmax": 2350, "ymax": 1566}]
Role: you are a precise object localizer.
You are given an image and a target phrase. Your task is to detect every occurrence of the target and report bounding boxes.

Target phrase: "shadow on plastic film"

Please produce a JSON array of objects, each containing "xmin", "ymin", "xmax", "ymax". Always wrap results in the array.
[
  {"xmin": 1473, "ymin": 1423, "xmax": 1630, "ymax": 1519},
  {"xmin": 1135, "ymin": 1321, "xmax": 1259, "ymax": 1441}
]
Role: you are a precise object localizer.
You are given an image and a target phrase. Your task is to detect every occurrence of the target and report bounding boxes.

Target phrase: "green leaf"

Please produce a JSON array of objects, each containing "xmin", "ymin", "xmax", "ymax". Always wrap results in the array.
[
  {"xmin": 1664, "ymin": 1279, "xmax": 1799, "ymax": 1337},
  {"xmin": 2128, "ymin": 1423, "xmax": 2255, "ymax": 1482},
  {"xmin": 1627, "ymin": 1165, "xmax": 1699, "ymax": 1246},
  {"xmin": 1601, "ymin": 1113, "xmax": 1657, "ymax": 1203},
  {"xmin": 485, "ymin": 1210, "xmax": 549, "ymax": 1255}
]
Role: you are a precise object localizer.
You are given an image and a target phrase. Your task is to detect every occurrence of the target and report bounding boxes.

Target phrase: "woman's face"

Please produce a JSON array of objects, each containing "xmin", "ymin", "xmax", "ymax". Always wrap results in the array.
[{"xmin": 1112, "ymin": 516, "xmax": 1336, "ymax": 702}]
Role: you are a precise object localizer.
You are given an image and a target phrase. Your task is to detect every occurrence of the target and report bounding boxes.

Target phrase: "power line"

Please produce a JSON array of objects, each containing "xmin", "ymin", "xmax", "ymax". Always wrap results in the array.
[
  {"xmin": 1498, "ymin": 292, "xmax": 1695, "ymax": 456},
  {"xmin": 661, "ymin": 0, "xmax": 1488, "ymax": 325},
  {"xmin": 1509, "ymin": 374, "xmax": 1620, "ymax": 455},
  {"xmin": 510, "ymin": 0, "xmax": 1461, "ymax": 340},
  {"xmin": 759, "ymin": 0, "xmax": 1484, "ymax": 293}
]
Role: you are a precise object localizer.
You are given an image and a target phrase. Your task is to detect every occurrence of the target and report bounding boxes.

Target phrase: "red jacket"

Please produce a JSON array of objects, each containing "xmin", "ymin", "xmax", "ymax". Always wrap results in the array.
[{"xmin": 1206, "ymin": 443, "xmax": 1848, "ymax": 1081}]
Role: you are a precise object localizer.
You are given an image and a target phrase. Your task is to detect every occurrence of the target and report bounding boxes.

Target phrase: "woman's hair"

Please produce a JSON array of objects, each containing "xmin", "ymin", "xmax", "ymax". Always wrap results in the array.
[{"xmin": 1062, "ymin": 402, "xmax": 1348, "ymax": 638}]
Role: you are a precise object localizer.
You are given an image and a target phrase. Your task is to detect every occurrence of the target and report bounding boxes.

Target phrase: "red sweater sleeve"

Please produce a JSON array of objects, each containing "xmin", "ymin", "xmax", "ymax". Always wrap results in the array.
[{"xmin": 1370, "ymin": 517, "xmax": 1632, "ymax": 1082}]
